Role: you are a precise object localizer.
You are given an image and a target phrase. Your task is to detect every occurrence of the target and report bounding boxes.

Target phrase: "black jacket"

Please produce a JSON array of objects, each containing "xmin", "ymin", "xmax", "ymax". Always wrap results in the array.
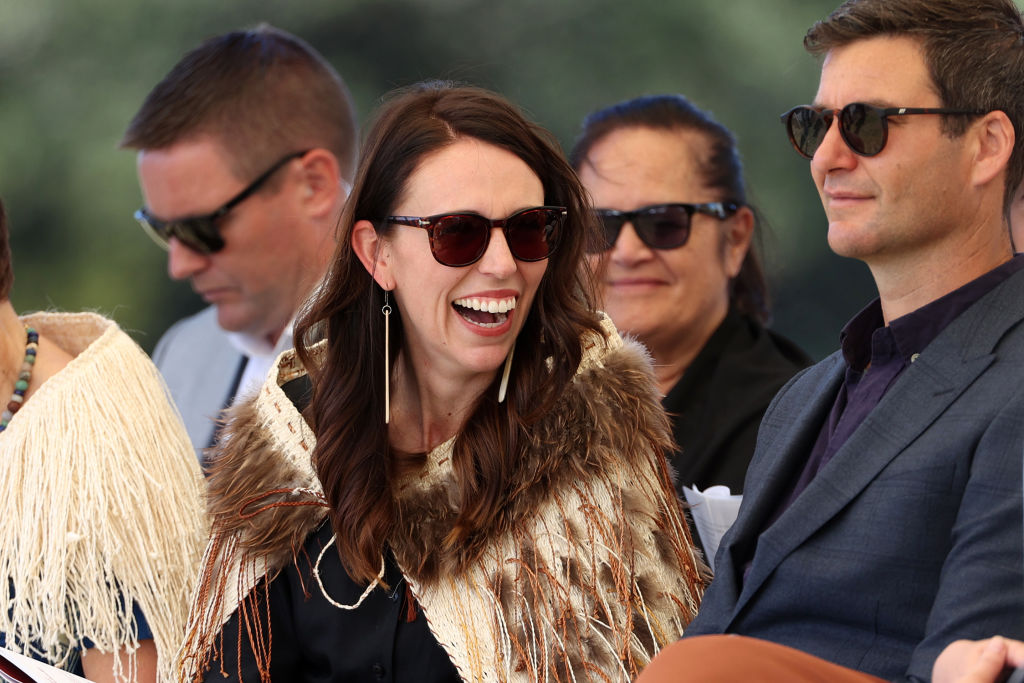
[{"xmin": 663, "ymin": 310, "xmax": 810, "ymax": 495}]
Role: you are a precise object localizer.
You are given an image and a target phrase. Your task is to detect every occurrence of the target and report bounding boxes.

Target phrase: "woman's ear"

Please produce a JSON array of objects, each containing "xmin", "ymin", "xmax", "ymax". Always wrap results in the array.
[
  {"xmin": 723, "ymin": 206, "xmax": 755, "ymax": 278},
  {"xmin": 351, "ymin": 220, "xmax": 394, "ymax": 289}
]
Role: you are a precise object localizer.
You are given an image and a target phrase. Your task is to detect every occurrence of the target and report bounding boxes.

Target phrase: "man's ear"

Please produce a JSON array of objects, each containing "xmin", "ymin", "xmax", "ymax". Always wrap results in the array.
[
  {"xmin": 351, "ymin": 220, "xmax": 394, "ymax": 289},
  {"xmin": 297, "ymin": 148, "xmax": 345, "ymax": 218},
  {"xmin": 969, "ymin": 110, "xmax": 1015, "ymax": 189},
  {"xmin": 723, "ymin": 205, "xmax": 755, "ymax": 278}
]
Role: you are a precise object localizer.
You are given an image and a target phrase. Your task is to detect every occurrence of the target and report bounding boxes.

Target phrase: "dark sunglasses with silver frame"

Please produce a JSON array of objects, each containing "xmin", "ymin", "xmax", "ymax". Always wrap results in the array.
[
  {"xmin": 133, "ymin": 149, "xmax": 310, "ymax": 254},
  {"xmin": 590, "ymin": 202, "xmax": 741, "ymax": 253},
  {"xmin": 384, "ymin": 206, "xmax": 566, "ymax": 268},
  {"xmin": 780, "ymin": 103, "xmax": 985, "ymax": 160}
]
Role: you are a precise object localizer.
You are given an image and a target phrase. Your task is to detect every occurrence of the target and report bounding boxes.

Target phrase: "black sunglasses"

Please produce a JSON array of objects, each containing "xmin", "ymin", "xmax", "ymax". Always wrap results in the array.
[
  {"xmin": 589, "ymin": 202, "xmax": 741, "ymax": 253},
  {"xmin": 134, "ymin": 150, "xmax": 309, "ymax": 254},
  {"xmin": 385, "ymin": 206, "xmax": 565, "ymax": 267},
  {"xmin": 781, "ymin": 103, "xmax": 985, "ymax": 159}
]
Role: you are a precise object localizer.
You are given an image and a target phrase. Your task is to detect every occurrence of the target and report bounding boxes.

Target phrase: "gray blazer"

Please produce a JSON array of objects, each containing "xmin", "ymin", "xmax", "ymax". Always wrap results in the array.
[
  {"xmin": 687, "ymin": 267, "xmax": 1024, "ymax": 682},
  {"xmin": 152, "ymin": 306, "xmax": 244, "ymax": 460}
]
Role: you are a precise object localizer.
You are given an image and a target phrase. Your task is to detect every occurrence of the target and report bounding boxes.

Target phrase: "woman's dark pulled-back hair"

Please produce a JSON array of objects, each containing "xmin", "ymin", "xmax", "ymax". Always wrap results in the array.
[
  {"xmin": 570, "ymin": 94, "xmax": 770, "ymax": 324},
  {"xmin": 295, "ymin": 81, "xmax": 603, "ymax": 585},
  {"xmin": 804, "ymin": 0, "xmax": 1024, "ymax": 214}
]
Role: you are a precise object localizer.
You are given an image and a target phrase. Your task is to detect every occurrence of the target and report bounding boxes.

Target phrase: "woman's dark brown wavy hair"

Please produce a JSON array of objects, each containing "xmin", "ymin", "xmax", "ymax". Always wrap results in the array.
[
  {"xmin": 294, "ymin": 82, "xmax": 604, "ymax": 585},
  {"xmin": 570, "ymin": 94, "xmax": 771, "ymax": 324}
]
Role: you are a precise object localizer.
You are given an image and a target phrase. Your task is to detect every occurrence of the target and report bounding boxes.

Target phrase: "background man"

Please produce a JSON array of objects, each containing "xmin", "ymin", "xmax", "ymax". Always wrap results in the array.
[
  {"xmin": 122, "ymin": 24, "xmax": 356, "ymax": 456},
  {"xmin": 639, "ymin": 0, "xmax": 1024, "ymax": 680}
]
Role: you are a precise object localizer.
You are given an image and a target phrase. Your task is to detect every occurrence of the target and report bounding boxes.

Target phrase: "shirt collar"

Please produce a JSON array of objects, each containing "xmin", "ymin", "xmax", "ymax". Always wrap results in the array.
[
  {"xmin": 840, "ymin": 254, "xmax": 1024, "ymax": 371},
  {"xmin": 226, "ymin": 317, "xmax": 296, "ymax": 360}
]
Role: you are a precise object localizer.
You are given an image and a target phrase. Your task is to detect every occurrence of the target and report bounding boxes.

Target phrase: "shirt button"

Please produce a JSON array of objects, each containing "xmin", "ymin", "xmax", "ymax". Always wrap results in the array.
[{"xmin": 372, "ymin": 663, "xmax": 386, "ymax": 680}]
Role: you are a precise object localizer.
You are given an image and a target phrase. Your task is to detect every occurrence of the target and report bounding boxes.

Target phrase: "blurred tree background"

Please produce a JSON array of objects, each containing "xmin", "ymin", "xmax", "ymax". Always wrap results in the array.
[{"xmin": 2, "ymin": 0, "xmax": 992, "ymax": 360}]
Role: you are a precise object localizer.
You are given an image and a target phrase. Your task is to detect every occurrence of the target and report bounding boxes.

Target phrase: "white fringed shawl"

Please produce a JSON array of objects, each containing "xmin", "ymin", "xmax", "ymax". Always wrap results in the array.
[{"xmin": 0, "ymin": 312, "xmax": 208, "ymax": 682}]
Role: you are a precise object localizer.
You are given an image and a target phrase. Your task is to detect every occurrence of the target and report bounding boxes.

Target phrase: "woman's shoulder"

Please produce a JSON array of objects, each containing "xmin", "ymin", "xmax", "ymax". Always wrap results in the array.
[
  {"xmin": 577, "ymin": 311, "xmax": 656, "ymax": 378},
  {"xmin": 571, "ymin": 313, "xmax": 665, "ymax": 435},
  {"xmin": 204, "ymin": 354, "xmax": 324, "ymax": 545}
]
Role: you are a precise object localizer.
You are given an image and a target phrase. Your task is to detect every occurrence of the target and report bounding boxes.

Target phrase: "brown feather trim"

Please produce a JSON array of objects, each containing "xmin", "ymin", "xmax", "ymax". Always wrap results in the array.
[{"xmin": 204, "ymin": 396, "xmax": 325, "ymax": 561}]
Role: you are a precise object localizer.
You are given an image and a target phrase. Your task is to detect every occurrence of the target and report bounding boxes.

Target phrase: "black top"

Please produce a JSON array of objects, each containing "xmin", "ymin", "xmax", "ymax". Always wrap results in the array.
[
  {"xmin": 203, "ymin": 375, "xmax": 460, "ymax": 683},
  {"xmin": 203, "ymin": 522, "xmax": 460, "ymax": 683},
  {"xmin": 662, "ymin": 310, "xmax": 810, "ymax": 496}
]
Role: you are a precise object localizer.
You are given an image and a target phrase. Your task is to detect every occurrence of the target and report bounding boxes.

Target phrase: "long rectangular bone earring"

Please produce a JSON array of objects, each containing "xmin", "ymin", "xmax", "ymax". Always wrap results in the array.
[
  {"xmin": 382, "ymin": 290, "xmax": 392, "ymax": 424},
  {"xmin": 498, "ymin": 343, "xmax": 514, "ymax": 403}
]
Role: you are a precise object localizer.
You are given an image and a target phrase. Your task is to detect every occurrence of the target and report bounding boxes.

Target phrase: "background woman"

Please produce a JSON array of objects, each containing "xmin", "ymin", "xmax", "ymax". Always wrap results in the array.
[
  {"xmin": 180, "ymin": 82, "xmax": 706, "ymax": 682},
  {"xmin": 0, "ymin": 198, "xmax": 207, "ymax": 682},
  {"xmin": 571, "ymin": 94, "xmax": 810, "ymax": 501}
]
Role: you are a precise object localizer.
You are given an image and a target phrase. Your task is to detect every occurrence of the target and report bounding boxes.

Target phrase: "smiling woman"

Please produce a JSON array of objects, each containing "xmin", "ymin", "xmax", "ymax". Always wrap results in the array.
[
  {"xmin": 571, "ymin": 95, "xmax": 810, "ymax": 511},
  {"xmin": 177, "ymin": 82, "xmax": 707, "ymax": 683}
]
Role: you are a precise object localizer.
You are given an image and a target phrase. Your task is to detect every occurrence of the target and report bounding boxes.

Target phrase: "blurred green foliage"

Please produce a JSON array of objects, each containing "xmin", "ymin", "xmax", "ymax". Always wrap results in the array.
[{"xmin": 2, "ymin": 0, "xmax": 1009, "ymax": 359}]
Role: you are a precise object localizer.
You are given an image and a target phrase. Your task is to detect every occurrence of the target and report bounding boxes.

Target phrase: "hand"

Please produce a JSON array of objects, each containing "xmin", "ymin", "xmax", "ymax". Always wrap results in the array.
[
  {"xmin": 933, "ymin": 637, "xmax": 1024, "ymax": 683},
  {"xmin": 81, "ymin": 639, "xmax": 157, "ymax": 683}
]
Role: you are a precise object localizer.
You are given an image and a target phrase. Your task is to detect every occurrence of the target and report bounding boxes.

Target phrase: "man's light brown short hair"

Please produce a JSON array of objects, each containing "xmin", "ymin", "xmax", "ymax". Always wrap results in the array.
[{"xmin": 122, "ymin": 24, "xmax": 357, "ymax": 182}]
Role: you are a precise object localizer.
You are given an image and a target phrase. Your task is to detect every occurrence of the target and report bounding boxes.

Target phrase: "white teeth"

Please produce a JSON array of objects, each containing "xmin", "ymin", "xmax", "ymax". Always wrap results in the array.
[{"xmin": 453, "ymin": 296, "xmax": 517, "ymax": 313}]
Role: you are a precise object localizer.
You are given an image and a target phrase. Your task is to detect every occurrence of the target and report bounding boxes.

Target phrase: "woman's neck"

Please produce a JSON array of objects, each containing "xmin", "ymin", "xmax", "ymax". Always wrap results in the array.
[
  {"xmin": 643, "ymin": 307, "xmax": 729, "ymax": 396},
  {"xmin": 0, "ymin": 302, "xmax": 25, "ymax": 393},
  {"xmin": 0, "ymin": 306, "xmax": 74, "ymax": 402},
  {"xmin": 386, "ymin": 351, "xmax": 493, "ymax": 453}
]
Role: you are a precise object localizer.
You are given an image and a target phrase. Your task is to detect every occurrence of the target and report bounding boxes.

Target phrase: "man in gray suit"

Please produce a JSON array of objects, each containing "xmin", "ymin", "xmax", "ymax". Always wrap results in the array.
[
  {"xmin": 122, "ymin": 25, "xmax": 356, "ymax": 457},
  {"xmin": 637, "ymin": 1, "xmax": 1024, "ymax": 682}
]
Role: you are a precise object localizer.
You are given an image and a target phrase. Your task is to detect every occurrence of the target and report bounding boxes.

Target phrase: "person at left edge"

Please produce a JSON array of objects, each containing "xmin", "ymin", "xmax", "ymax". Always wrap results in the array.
[
  {"xmin": 0, "ymin": 198, "xmax": 207, "ymax": 681},
  {"xmin": 121, "ymin": 25, "xmax": 356, "ymax": 459},
  {"xmin": 176, "ymin": 82, "xmax": 707, "ymax": 682}
]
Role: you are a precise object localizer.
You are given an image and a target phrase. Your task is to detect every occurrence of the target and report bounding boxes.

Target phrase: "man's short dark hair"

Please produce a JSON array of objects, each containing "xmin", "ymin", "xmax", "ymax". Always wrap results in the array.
[
  {"xmin": 121, "ymin": 24, "xmax": 358, "ymax": 181},
  {"xmin": 805, "ymin": 0, "xmax": 1024, "ymax": 214}
]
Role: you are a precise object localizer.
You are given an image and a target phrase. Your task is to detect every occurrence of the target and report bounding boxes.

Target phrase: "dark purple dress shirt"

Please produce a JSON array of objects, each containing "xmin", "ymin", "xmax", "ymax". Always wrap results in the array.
[{"xmin": 764, "ymin": 255, "xmax": 1024, "ymax": 531}]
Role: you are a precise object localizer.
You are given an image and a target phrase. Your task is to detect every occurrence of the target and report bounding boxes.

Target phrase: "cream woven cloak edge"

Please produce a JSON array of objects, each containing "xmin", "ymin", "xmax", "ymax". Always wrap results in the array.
[
  {"xmin": 180, "ymin": 315, "xmax": 708, "ymax": 682},
  {"xmin": 1, "ymin": 312, "xmax": 209, "ymax": 682}
]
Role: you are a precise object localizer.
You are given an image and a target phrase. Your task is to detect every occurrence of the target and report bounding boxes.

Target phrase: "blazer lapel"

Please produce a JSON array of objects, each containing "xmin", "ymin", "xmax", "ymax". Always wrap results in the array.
[
  {"xmin": 727, "ymin": 356, "xmax": 844, "ymax": 542},
  {"xmin": 711, "ymin": 356, "xmax": 844, "ymax": 603},
  {"xmin": 731, "ymin": 268, "xmax": 1024, "ymax": 620}
]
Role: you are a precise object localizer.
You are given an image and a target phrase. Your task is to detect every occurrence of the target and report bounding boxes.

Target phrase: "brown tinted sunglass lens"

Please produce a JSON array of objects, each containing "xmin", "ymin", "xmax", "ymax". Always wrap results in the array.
[
  {"xmin": 506, "ymin": 209, "xmax": 555, "ymax": 261},
  {"xmin": 430, "ymin": 215, "xmax": 489, "ymax": 266}
]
